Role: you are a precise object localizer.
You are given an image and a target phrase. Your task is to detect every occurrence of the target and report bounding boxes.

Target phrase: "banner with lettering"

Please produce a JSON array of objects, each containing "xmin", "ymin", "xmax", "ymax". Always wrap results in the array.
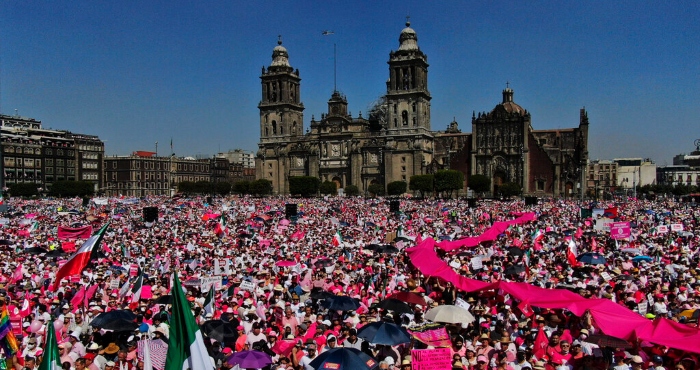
[
  {"xmin": 412, "ymin": 348, "xmax": 452, "ymax": 370},
  {"xmin": 610, "ymin": 222, "xmax": 631, "ymax": 240},
  {"xmin": 407, "ymin": 323, "xmax": 452, "ymax": 348}
]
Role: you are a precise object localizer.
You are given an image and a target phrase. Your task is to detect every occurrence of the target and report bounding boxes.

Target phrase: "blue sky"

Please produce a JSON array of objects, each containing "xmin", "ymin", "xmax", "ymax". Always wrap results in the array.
[{"xmin": 1, "ymin": 1, "xmax": 698, "ymax": 164}]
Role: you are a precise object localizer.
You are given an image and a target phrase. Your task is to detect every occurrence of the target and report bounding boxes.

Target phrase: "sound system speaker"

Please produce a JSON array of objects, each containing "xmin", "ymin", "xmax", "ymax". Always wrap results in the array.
[
  {"xmin": 525, "ymin": 196, "xmax": 538, "ymax": 206},
  {"xmin": 389, "ymin": 200, "xmax": 400, "ymax": 213},
  {"xmin": 285, "ymin": 203, "xmax": 298, "ymax": 218},
  {"xmin": 82, "ymin": 197, "xmax": 90, "ymax": 207},
  {"xmin": 143, "ymin": 207, "xmax": 158, "ymax": 222},
  {"xmin": 467, "ymin": 199, "xmax": 477, "ymax": 208},
  {"xmin": 206, "ymin": 196, "xmax": 213, "ymax": 205}
]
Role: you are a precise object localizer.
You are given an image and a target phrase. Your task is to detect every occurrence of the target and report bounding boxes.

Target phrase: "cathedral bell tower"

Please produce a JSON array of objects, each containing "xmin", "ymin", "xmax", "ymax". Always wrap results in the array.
[
  {"xmin": 258, "ymin": 37, "xmax": 304, "ymax": 142},
  {"xmin": 385, "ymin": 20, "xmax": 431, "ymax": 134}
]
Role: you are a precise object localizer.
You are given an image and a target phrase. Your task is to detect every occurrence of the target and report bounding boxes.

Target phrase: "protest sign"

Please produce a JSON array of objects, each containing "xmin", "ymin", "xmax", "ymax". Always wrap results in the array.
[
  {"xmin": 239, "ymin": 280, "xmax": 256, "ymax": 291},
  {"xmin": 412, "ymin": 348, "xmax": 452, "ymax": 370},
  {"xmin": 610, "ymin": 222, "xmax": 631, "ymax": 240}
]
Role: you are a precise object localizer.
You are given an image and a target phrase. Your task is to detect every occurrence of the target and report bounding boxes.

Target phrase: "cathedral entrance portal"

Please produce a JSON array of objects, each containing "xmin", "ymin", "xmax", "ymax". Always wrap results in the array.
[{"xmin": 493, "ymin": 171, "xmax": 506, "ymax": 197}]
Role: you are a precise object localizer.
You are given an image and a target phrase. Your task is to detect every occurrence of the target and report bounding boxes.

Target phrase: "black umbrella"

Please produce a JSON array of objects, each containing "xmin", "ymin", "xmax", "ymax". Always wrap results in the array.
[
  {"xmin": 97, "ymin": 318, "xmax": 138, "ymax": 332},
  {"xmin": 310, "ymin": 289, "xmax": 335, "ymax": 300},
  {"xmin": 377, "ymin": 299, "xmax": 413, "ymax": 315},
  {"xmin": 23, "ymin": 247, "xmax": 47, "ymax": 255},
  {"xmin": 201, "ymin": 319, "xmax": 238, "ymax": 343},
  {"xmin": 321, "ymin": 296, "xmax": 361, "ymax": 311},
  {"xmin": 364, "ymin": 244, "xmax": 382, "ymax": 251},
  {"xmin": 393, "ymin": 236, "xmax": 411, "ymax": 243},
  {"xmin": 90, "ymin": 310, "xmax": 137, "ymax": 328},
  {"xmin": 506, "ymin": 247, "xmax": 524, "ymax": 257},
  {"xmin": 45, "ymin": 250, "xmax": 67, "ymax": 258},
  {"xmin": 154, "ymin": 295, "xmax": 173, "ymax": 305},
  {"xmin": 377, "ymin": 245, "xmax": 399, "ymax": 255},
  {"xmin": 0, "ymin": 240, "xmax": 12, "ymax": 245},
  {"xmin": 309, "ymin": 348, "xmax": 378, "ymax": 370},
  {"xmin": 577, "ymin": 252, "xmax": 607, "ymax": 265},
  {"xmin": 504, "ymin": 264, "xmax": 526, "ymax": 275}
]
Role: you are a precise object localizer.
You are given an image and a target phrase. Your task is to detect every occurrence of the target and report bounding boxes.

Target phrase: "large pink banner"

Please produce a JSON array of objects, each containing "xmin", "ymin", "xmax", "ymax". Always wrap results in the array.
[
  {"xmin": 57, "ymin": 225, "xmax": 93, "ymax": 240},
  {"xmin": 407, "ymin": 238, "xmax": 700, "ymax": 354}
]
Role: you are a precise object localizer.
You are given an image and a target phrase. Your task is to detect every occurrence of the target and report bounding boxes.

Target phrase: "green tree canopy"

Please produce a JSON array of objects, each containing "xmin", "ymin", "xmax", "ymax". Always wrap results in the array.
[
  {"xmin": 250, "ymin": 179, "xmax": 273, "ymax": 196},
  {"xmin": 409, "ymin": 174, "xmax": 433, "ymax": 198},
  {"xmin": 48, "ymin": 181, "xmax": 95, "ymax": 197},
  {"xmin": 387, "ymin": 181, "xmax": 407, "ymax": 196},
  {"xmin": 8, "ymin": 183, "xmax": 39, "ymax": 198},
  {"xmin": 367, "ymin": 183, "xmax": 384, "ymax": 197},
  {"xmin": 344, "ymin": 184, "xmax": 360, "ymax": 196},
  {"xmin": 289, "ymin": 176, "xmax": 321, "ymax": 197},
  {"xmin": 434, "ymin": 170, "xmax": 464, "ymax": 198},
  {"xmin": 319, "ymin": 181, "xmax": 338, "ymax": 196},
  {"xmin": 467, "ymin": 174, "xmax": 491, "ymax": 195},
  {"xmin": 232, "ymin": 181, "xmax": 251, "ymax": 195},
  {"xmin": 499, "ymin": 182, "xmax": 523, "ymax": 197}
]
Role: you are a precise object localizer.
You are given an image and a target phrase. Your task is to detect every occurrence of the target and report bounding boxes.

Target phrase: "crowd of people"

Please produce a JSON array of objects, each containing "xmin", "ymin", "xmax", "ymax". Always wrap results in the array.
[{"xmin": 0, "ymin": 194, "xmax": 698, "ymax": 370}]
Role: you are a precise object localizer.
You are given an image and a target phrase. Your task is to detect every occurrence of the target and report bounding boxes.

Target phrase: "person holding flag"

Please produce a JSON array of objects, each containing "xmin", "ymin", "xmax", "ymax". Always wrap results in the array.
[
  {"xmin": 37, "ymin": 313, "xmax": 61, "ymax": 370},
  {"xmin": 164, "ymin": 272, "xmax": 215, "ymax": 370},
  {"xmin": 51, "ymin": 224, "xmax": 110, "ymax": 291}
]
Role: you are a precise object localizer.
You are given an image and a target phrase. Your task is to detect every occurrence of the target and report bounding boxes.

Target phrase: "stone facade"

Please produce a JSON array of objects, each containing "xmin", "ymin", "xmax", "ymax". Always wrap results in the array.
[{"xmin": 256, "ymin": 23, "xmax": 589, "ymax": 197}]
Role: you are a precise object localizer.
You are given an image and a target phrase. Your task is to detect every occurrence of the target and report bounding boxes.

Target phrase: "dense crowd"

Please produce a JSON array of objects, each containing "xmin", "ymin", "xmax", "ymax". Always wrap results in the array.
[{"xmin": 0, "ymin": 194, "xmax": 698, "ymax": 370}]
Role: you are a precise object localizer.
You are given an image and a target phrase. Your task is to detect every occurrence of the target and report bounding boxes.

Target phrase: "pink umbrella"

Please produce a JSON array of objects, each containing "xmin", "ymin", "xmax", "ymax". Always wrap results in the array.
[
  {"xmin": 280, "ymin": 219, "xmax": 291, "ymax": 226},
  {"xmin": 275, "ymin": 260, "xmax": 297, "ymax": 267}
]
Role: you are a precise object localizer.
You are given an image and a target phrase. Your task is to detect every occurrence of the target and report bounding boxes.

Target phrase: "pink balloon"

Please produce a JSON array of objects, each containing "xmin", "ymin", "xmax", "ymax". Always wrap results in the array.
[
  {"xmin": 53, "ymin": 319, "xmax": 63, "ymax": 332},
  {"xmin": 29, "ymin": 320, "xmax": 42, "ymax": 333}
]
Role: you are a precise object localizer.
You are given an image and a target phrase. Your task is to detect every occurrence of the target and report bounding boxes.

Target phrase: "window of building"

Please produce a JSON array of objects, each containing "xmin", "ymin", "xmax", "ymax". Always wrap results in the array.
[
  {"xmin": 401, "ymin": 166, "xmax": 406, "ymax": 172},
  {"xmin": 46, "ymin": 158, "xmax": 54, "ymax": 166},
  {"xmin": 537, "ymin": 180, "xmax": 545, "ymax": 191}
]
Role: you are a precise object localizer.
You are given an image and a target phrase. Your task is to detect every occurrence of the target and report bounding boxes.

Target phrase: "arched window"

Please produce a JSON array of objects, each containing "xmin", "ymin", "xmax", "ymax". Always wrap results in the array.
[
  {"xmin": 264, "ymin": 127, "xmax": 269, "ymax": 136},
  {"xmin": 402, "ymin": 111, "xmax": 408, "ymax": 126},
  {"xmin": 412, "ymin": 103, "xmax": 416, "ymax": 112},
  {"xmin": 272, "ymin": 121, "xmax": 277, "ymax": 135},
  {"xmin": 280, "ymin": 125, "xmax": 284, "ymax": 135},
  {"xmin": 292, "ymin": 121, "xmax": 297, "ymax": 135}
]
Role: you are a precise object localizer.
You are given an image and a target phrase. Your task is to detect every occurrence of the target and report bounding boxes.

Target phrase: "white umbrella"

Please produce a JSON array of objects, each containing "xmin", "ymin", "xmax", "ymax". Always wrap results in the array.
[{"xmin": 425, "ymin": 305, "xmax": 475, "ymax": 324}]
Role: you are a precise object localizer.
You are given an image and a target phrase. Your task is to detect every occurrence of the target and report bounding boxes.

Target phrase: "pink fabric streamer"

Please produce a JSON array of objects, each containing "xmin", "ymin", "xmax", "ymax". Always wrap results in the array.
[
  {"xmin": 435, "ymin": 213, "xmax": 537, "ymax": 251},
  {"xmin": 407, "ymin": 237, "xmax": 700, "ymax": 354}
]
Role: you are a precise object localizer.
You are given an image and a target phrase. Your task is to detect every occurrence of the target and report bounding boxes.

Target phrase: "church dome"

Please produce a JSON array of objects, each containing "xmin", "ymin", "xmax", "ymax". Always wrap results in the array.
[
  {"xmin": 270, "ymin": 39, "xmax": 290, "ymax": 67},
  {"xmin": 398, "ymin": 21, "xmax": 419, "ymax": 51},
  {"xmin": 494, "ymin": 87, "xmax": 525, "ymax": 115}
]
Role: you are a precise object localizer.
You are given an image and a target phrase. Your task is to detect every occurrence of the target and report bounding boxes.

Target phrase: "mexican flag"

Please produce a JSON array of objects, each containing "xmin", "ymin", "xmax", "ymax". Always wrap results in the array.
[
  {"xmin": 332, "ymin": 231, "xmax": 343, "ymax": 247},
  {"xmin": 51, "ymin": 223, "xmax": 109, "ymax": 291},
  {"xmin": 221, "ymin": 285, "xmax": 235, "ymax": 300},
  {"xmin": 203, "ymin": 288, "xmax": 215, "ymax": 316},
  {"xmin": 215, "ymin": 213, "xmax": 227, "ymax": 236},
  {"xmin": 131, "ymin": 270, "xmax": 143, "ymax": 304},
  {"xmin": 37, "ymin": 311, "xmax": 61, "ymax": 370},
  {"xmin": 28, "ymin": 221, "xmax": 39, "ymax": 234},
  {"xmin": 165, "ymin": 272, "xmax": 215, "ymax": 370}
]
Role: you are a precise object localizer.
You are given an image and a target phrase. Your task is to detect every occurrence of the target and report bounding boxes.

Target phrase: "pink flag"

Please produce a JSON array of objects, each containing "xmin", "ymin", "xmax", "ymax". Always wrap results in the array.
[
  {"xmin": 71, "ymin": 286, "xmax": 86, "ymax": 311},
  {"xmin": 11, "ymin": 264, "xmax": 23, "ymax": 284},
  {"xmin": 85, "ymin": 284, "xmax": 99, "ymax": 307}
]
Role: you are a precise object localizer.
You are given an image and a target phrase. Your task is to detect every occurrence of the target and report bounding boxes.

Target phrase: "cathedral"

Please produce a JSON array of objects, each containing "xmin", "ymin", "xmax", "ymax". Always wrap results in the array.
[{"xmin": 255, "ymin": 22, "xmax": 589, "ymax": 197}]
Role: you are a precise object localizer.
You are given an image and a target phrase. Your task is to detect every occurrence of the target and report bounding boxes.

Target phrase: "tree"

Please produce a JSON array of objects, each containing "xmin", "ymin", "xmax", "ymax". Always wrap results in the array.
[
  {"xmin": 194, "ymin": 181, "xmax": 212, "ymax": 194},
  {"xmin": 319, "ymin": 181, "xmax": 338, "ymax": 196},
  {"xmin": 434, "ymin": 170, "xmax": 464, "ymax": 198},
  {"xmin": 48, "ymin": 181, "xmax": 95, "ymax": 197},
  {"xmin": 499, "ymin": 182, "xmax": 522, "ymax": 198},
  {"xmin": 367, "ymin": 183, "xmax": 384, "ymax": 197},
  {"xmin": 467, "ymin": 174, "xmax": 490, "ymax": 196},
  {"xmin": 344, "ymin": 185, "xmax": 360, "ymax": 196},
  {"xmin": 177, "ymin": 181, "xmax": 196, "ymax": 195},
  {"xmin": 232, "ymin": 181, "xmax": 251, "ymax": 195},
  {"xmin": 8, "ymin": 183, "xmax": 39, "ymax": 198},
  {"xmin": 250, "ymin": 179, "xmax": 272, "ymax": 196},
  {"xmin": 387, "ymin": 181, "xmax": 407, "ymax": 196},
  {"xmin": 289, "ymin": 176, "xmax": 320, "ymax": 197},
  {"xmin": 214, "ymin": 181, "xmax": 232, "ymax": 196},
  {"xmin": 409, "ymin": 175, "xmax": 433, "ymax": 198}
]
